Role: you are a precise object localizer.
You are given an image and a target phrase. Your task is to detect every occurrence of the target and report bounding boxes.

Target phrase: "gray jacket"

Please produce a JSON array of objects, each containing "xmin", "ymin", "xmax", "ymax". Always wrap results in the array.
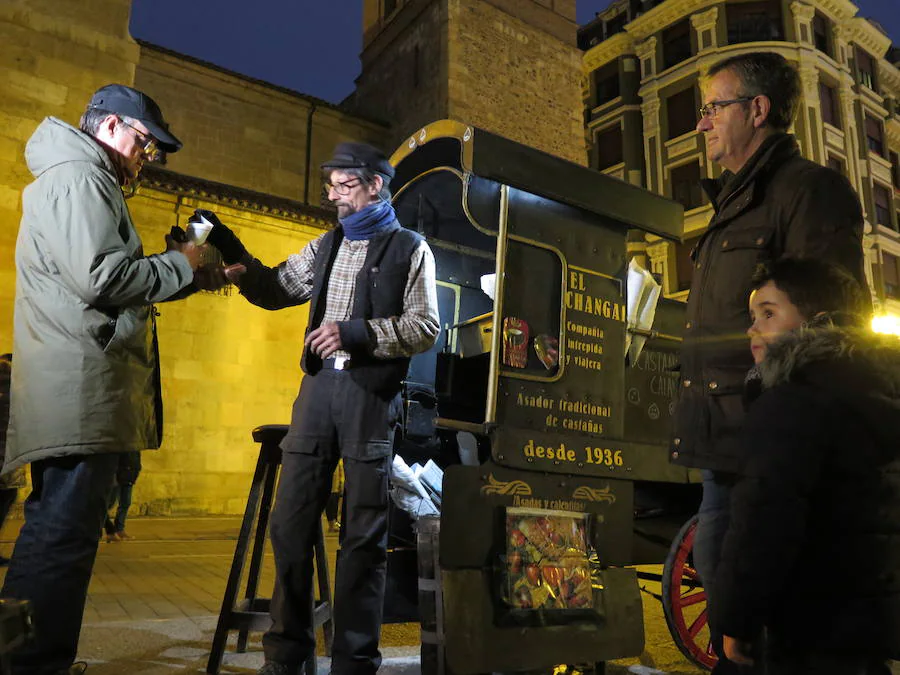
[{"xmin": 4, "ymin": 117, "xmax": 193, "ymax": 472}]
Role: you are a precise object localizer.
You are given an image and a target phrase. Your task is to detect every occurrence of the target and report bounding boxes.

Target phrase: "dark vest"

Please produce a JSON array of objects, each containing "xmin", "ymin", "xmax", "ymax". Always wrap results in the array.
[{"xmin": 301, "ymin": 221, "xmax": 423, "ymax": 398}]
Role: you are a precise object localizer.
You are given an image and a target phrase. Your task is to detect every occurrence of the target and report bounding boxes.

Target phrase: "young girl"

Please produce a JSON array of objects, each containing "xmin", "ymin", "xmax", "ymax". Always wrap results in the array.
[{"xmin": 715, "ymin": 258, "xmax": 899, "ymax": 675}]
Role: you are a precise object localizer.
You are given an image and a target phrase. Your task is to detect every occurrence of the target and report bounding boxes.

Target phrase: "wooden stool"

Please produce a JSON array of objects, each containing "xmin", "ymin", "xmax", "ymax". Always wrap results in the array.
[{"xmin": 207, "ymin": 424, "xmax": 334, "ymax": 675}]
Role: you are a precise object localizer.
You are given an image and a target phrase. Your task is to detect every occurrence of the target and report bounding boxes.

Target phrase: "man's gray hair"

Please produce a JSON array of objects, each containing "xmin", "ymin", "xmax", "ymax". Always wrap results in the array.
[
  {"xmin": 706, "ymin": 52, "xmax": 800, "ymax": 132},
  {"xmin": 79, "ymin": 107, "xmax": 135, "ymax": 137}
]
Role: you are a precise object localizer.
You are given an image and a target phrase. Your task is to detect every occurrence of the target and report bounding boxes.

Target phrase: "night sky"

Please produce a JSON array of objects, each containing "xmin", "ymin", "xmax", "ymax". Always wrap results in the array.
[{"xmin": 130, "ymin": 0, "xmax": 899, "ymax": 105}]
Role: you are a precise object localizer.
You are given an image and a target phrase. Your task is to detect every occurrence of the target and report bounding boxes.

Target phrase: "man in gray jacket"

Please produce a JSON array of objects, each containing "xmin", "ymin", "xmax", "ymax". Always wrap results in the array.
[{"xmin": 1, "ymin": 84, "xmax": 203, "ymax": 675}]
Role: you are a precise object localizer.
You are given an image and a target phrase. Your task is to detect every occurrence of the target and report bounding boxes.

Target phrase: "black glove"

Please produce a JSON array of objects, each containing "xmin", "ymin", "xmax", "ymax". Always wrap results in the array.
[
  {"xmin": 194, "ymin": 209, "xmax": 249, "ymax": 264},
  {"xmin": 169, "ymin": 225, "xmax": 187, "ymax": 243}
]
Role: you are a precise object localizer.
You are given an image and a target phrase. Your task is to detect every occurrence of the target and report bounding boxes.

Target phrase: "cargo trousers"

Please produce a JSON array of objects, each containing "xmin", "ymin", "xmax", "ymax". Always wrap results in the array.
[{"xmin": 262, "ymin": 367, "xmax": 399, "ymax": 675}]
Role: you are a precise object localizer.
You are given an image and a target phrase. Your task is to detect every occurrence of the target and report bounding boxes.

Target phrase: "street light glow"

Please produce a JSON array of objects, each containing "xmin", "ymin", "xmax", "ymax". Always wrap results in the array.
[{"xmin": 871, "ymin": 313, "xmax": 900, "ymax": 336}]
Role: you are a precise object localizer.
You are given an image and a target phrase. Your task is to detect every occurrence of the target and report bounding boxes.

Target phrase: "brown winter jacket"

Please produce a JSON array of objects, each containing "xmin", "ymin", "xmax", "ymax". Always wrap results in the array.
[{"xmin": 670, "ymin": 133, "xmax": 868, "ymax": 473}]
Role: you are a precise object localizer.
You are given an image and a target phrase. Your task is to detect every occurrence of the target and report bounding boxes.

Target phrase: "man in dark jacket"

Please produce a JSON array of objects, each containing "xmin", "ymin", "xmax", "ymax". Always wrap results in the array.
[
  {"xmin": 669, "ymin": 51, "xmax": 868, "ymax": 667},
  {"xmin": 715, "ymin": 259, "xmax": 898, "ymax": 674},
  {"xmin": 201, "ymin": 142, "xmax": 440, "ymax": 675}
]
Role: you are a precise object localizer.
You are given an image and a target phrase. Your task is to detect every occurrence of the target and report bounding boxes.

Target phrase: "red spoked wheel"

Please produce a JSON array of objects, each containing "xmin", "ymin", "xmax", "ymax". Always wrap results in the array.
[{"xmin": 661, "ymin": 514, "xmax": 717, "ymax": 671}]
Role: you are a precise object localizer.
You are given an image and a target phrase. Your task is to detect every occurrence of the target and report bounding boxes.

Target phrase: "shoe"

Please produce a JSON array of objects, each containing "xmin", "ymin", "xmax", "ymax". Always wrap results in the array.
[
  {"xmin": 257, "ymin": 661, "xmax": 294, "ymax": 675},
  {"xmin": 116, "ymin": 531, "xmax": 134, "ymax": 541},
  {"xmin": 105, "ymin": 532, "xmax": 121, "ymax": 543},
  {"xmin": 56, "ymin": 662, "xmax": 87, "ymax": 674}
]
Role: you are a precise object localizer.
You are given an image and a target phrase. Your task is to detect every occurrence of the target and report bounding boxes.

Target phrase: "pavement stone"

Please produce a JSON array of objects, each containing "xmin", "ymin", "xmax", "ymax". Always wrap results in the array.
[{"xmin": 0, "ymin": 517, "xmax": 705, "ymax": 674}]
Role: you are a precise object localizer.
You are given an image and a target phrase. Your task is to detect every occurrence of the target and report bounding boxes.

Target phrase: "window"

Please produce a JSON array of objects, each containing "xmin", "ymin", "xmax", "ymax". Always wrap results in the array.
[
  {"xmin": 883, "ymin": 252, "xmax": 900, "ymax": 299},
  {"xmin": 874, "ymin": 183, "xmax": 892, "ymax": 228},
  {"xmin": 727, "ymin": 1, "xmax": 784, "ymax": 44},
  {"xmin": 606, "ymin": 13, "xmax": 627, "ymax": 38},
  {"xmin": 819, "ymin": 81, "xmax": 840, "ymax": 129},
  {"xmin": 812, "ymin": 12, "xmax": 831, "ymax": 56},
  {"xmin": 827, "ymin": 155, "xmax": 844, "ymax": 176},
  {"xmin": 670, "ymin": 162, "xmax": 705, "ymax": 211},
  {"xmin": 595, "ymin": 126, "xmax": 624, "ymax": 170},
  {"xmin": 675, "ymin": 234, "xmax": 702, "ymax": 292},
  {"xmin": 866, "ymin": 115, "xmax": 885, "ymax": 157},
  {"xmin": 891, "ymin": 151, "xmax": 900, "ymax": 190},
  {"xmin": 662, "ymin": 20, "xmax": 692, "ymax": 70},
  {"xmin": 667, "ymin": 86, "xmax": 696, "ymax": 139},
  {"xmin": 856, "ymin": 48, "xmax": 877, "ymax": 91},
  {"xmin": 593, "ymin": 62, "xmax": 620, "ymax": 107}
]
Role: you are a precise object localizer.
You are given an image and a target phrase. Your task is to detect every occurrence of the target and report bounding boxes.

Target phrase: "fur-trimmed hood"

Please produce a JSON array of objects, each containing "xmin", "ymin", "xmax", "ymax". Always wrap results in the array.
[
  {"xmin": 760, "ymin": 326, "xmax": 900, "ymax": 388},
  {"xmin": 759, "ymin": 326, "xmax": 900, "ymax": 444}
]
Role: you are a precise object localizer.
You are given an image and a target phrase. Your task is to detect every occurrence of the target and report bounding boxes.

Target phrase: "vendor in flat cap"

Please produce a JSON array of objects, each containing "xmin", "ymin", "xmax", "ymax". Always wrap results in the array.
[
  {"xmin": 2, "ymin": 84, "xmax": 206, "ymax": 674},
  {"xmin": 198, "ymin": 141, "xmax": 440, "ymax": 675}
]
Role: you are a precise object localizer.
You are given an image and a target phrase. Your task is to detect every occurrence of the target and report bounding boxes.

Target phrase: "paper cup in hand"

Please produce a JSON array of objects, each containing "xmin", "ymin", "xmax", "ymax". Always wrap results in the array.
[{"xmin": 186, "ymin": 214, "xmax": 214, "ymax": 245}]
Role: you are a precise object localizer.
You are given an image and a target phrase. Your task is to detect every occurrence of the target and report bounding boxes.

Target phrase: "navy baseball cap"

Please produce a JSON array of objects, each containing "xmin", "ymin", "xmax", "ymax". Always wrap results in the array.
[
  {"xmin": 88, "ymin": 84, "xmax": 183, "ymax": 153},
  {"xmin": 322, "ymin": 142, "xmax": 395, "ymax": 180}
]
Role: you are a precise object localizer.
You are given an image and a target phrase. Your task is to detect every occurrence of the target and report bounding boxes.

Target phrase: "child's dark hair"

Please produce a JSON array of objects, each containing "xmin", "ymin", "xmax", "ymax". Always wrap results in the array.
[{"xmin": 751, "ymin": 258, "xmax": 869, "ymax": 326}]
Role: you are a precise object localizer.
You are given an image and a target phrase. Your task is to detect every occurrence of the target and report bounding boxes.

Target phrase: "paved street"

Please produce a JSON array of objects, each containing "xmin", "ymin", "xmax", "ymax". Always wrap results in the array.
[{"xmin": 0, "ymin": 517, "xmax": 705, "ymax": 675}]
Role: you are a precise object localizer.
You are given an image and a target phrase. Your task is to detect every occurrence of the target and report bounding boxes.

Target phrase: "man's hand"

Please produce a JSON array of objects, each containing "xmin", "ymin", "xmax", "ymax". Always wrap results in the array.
[
  {"xmin": 195, "ymin": 209, "xmax": 249, "ymax": 264},
  {"xmin": 165, "ymin": 233, "xmax": 204, "ymax": 271},
  {"xmin": 223, "ymin": 263, "xmax": 247, "ymax": 285},
  {"xmin": 193, "ymin": 264, "xmax": 229, "ymax": 291},
  {"xmin": 723, "ymin": 635, "xmax": 754, "ymax": 666},
  {"xmin": 306, "ymin": 321, "xmax": 343, "ymax": 359}
]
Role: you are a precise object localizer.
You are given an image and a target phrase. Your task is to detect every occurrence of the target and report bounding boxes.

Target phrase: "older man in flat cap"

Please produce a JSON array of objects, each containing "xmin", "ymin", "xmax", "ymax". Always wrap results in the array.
[
  {"xmin": 200, "ymin": 141, "xmax": 440, "ymax": 675},
  {"xmin": 2, "ymin": 84, "xmax": 205, "ymax": 674}
]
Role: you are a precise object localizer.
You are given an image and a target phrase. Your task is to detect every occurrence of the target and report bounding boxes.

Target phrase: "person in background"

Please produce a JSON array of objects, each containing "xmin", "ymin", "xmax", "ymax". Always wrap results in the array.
[
  {"xmin": 103, "ymin": 451, "xmax": 141, "ymax": 543},
  {"xmin": 0, "ymin": 354, "xmax": 26, "ymax": 565},
  {"xmin": 201, "ymin": 141, "xmax": 440, "ymax": 675},
  {"xmin": 715, "ymin": 258, "xmax": 898, "ymax": 674},
  {"xmin": 669, "ymin": 51, "xmax": 869, "ymax": 671},
  {"xmin": 1, "ymin": 84, "xmax": 208, "ymax": 675}
]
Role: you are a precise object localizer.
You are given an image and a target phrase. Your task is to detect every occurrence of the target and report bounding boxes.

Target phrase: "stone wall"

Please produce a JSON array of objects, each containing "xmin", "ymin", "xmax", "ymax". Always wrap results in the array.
[
  {"xmin": 354, "ymin": 0, "xmax": 449, "ymax": 150},
  {"xmin": 124, "ymin": 187, "xmax": 328, "ymax": 514},
  {"xmin": 354, "ymin": 0, "xmax": 586, "ymax": 165},
  {"xmin": 447, "ymin": 0, "xmax": 586, "ymax": 165},
  {"xmin": 134, "ymin": 44, "xmax": 389, "ymax": 205},
  {"xmin": 0, "ymin": 1, "xmax": 393, "ymax": 514}
]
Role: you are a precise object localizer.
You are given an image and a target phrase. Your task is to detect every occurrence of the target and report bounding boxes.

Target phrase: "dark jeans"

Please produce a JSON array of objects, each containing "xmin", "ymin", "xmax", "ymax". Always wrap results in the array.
[
  {"xmin": 103, "ymin": 482, "xmax": 134, "ymax": 535},
  {"xmin": 1, "ymin": 454, "xmax": 118, "ymax": 674},
  {"xmin": 263, "ymin": 369, "xmax": 397, "ymax": 675},
  {"xmin": 693, "ymin": 469, "xmax": 749, "ymax": 674}
]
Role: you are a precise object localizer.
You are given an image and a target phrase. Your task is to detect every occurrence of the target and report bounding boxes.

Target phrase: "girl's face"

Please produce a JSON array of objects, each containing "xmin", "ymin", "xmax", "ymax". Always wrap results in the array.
[{"xmin": 747, "ymin": 281, "xmax": 806, "ymax": 364}]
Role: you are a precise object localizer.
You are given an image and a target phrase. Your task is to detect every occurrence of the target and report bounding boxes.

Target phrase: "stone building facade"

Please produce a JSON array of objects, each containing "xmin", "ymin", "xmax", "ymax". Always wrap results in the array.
[
  {"xmin": 353, "ymin": 0, "xmax": 588, "ymax": 164},
  {"xmin": 580, "ymin": 0, "xmax": 900, "ymax": 317}
]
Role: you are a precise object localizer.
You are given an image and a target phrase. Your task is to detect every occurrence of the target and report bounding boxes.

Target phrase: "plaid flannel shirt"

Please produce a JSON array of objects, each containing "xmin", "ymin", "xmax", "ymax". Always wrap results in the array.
[{"xmin": 240, "ymin": 233, "xmax": 439, "ymax": 360}]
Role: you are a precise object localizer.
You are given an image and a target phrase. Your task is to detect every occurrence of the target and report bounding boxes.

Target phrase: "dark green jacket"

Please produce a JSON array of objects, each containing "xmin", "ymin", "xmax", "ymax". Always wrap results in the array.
[{"xmin": 4, "ymin": 117, "xmax": 193, "ymax": 473}]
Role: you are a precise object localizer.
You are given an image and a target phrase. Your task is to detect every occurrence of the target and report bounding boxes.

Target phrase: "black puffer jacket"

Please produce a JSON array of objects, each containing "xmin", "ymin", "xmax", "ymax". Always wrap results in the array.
[
  {"xmin": 670, "ymin": 133, "xmax": 867, "ymax": 473},
  {"xmin": 715, "ymin": 327, "xmax": 900, "ymax": 658}
]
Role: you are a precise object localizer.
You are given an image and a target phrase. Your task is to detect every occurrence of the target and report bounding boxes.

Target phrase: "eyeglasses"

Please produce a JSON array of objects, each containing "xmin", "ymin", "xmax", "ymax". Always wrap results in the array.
[
  {"xmin": 323, "ymin": 178, "xmax": 363, "ymax": 197},
  {"xmin": 118, "ymin": 118, "xmax": 160, "ymax": 161},
  {"xmin": 698, "ymin": 97, "xmax": 755, "ymax": 120}
]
